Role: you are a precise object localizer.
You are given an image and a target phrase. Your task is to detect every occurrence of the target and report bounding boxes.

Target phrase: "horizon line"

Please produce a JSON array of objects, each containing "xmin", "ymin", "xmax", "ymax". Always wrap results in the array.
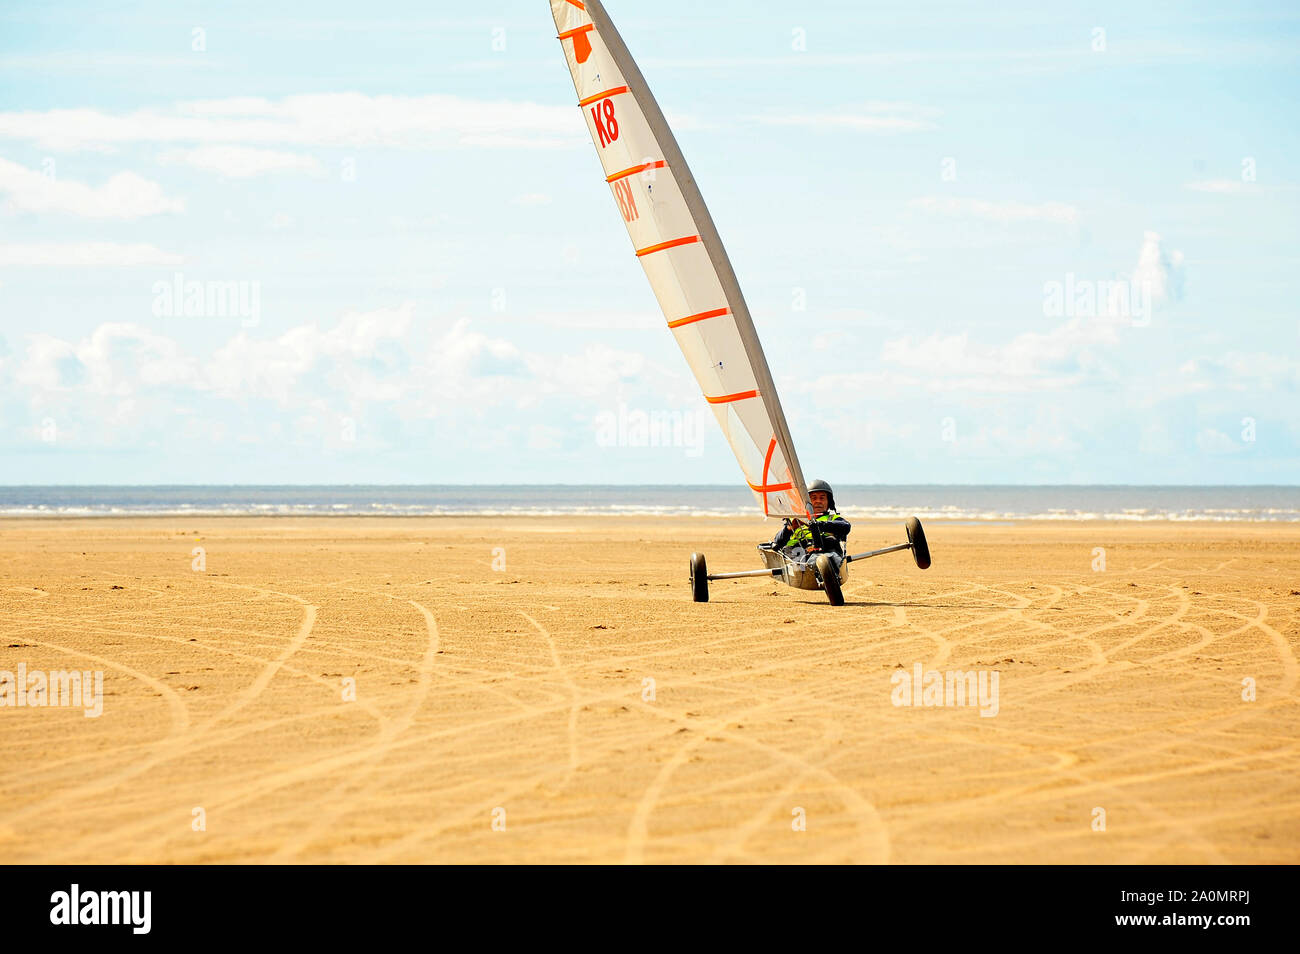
[{"xmin": 1, "ymin": 483, "xmax": 1297, "ymax": 490}]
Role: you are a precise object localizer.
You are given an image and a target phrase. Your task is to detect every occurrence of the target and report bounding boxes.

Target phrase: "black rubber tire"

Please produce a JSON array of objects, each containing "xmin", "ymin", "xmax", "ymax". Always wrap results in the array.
[
  {"xmin": 816, "ymin": 554, "xmax": 845, "ymax": 606},
  {"xmin": 689, "ymin": 552, "xmax": 709, "ymax": 602},
  {"xmin": 906, "ymin": 516, "xmax": 931, "ymax": 570}
]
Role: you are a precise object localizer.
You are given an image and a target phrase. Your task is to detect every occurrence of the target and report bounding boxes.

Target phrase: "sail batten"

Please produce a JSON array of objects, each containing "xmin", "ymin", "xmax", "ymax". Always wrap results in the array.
[{"xmin": 551, "ymin": 0, "xmax": 811, "ymax": 518}]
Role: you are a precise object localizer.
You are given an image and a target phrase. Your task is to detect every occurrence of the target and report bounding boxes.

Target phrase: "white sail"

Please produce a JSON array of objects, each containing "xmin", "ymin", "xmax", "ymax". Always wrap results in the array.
[{"xmin": 550, "ymin": 0, "xmax": 811, "ymax": 518}]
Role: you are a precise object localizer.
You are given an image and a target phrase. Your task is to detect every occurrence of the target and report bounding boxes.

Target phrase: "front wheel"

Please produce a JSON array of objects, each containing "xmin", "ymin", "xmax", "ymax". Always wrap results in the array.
[
  {"xmin": 816, "ymin": 554, "xmax": 844, "ymax": 606},
  {"xmin": 689, "ymin": 552, "xmax": 709, "ymax": 602},
  {"xmin": 906, "ymin": 516, "xmax": 931, "ymax": 570}
]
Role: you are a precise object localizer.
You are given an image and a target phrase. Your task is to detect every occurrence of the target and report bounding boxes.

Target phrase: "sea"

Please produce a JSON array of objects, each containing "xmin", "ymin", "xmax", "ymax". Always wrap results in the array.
[{"xmin": 0, "ymin": 486, "xmax": 1297, "ymax": 521}]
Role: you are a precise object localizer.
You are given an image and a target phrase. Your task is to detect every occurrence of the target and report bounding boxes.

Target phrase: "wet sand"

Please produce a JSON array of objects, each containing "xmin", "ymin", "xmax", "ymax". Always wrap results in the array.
[{"xmin": 1, "ymin": 516, "xmax": 1297, "ymax": 863}]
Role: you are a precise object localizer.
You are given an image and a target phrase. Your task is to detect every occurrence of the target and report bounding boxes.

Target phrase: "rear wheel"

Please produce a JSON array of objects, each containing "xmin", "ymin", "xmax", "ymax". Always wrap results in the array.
[
  {"xmin": 906, "ymin": 517, "xmax": 931, "ymax": 570},
  {"xmin": 689, "ymin": 552, "xmax": 709, "ymax": 602},
  {"xmin": 816, "ymin": 554, "xmax": 845, "ymax": 606}
]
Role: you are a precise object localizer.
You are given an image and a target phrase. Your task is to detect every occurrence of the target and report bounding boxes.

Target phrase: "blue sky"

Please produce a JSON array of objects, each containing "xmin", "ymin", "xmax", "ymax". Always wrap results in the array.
[{"xmin": 1, "ymin": 0, "xmax": 1297, "ymax": 485}]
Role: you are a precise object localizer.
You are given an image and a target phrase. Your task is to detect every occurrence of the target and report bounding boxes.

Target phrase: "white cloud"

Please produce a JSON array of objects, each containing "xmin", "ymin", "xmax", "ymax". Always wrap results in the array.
[
  {"xmin": 13, "ymin": 334, "xmax": 78, "ymax": 390},
  {"xmin": 795, "ymin": 316, "xmax": 1126, "ymax": 397},
  {"xmin": 209, "ymin": 303, "xmax": 415, "ymax": 402},
  {"xmin": 0, "ymin": 93, "xmax": 580, "ymax": 152},
  {"xmin": 426, "ymin": 317, "xmax": 529, "ymax": 384},
  {"xmin": 323, "ymin": 305, "xmax": 414, "ymax": 359},
  {"xmin": 910, "ymin": 195, "xmax": 1079, "ymax": 224},
  {"xmin": 12, "ymin": 306, "xmax": 647, "ymax": 414},
  {"xmin": 1195, "ymin": 428, "xmax": 1244, "ymax": 455},
  {"xmin": 1132, "ymin": 230, "xmax": 1184, "ymax": 306},
  {"xmin": 7, "ymin": 309, "xmax": 701, "ymax": 449},
  {"xmin": 1178, "ymin": 351, "xmax": 1300, "ymax": 392},
  {"xmin": 0, "ymin": 242, "xmax": 184, "ymax": 266},
  {"xmin": 0, "ymin": 157, "xmax": 184, "ymax": 218},
  {"xmin": 540, "ymin": 343, "xmax": 650, "ymax": 401},
  {"xmin": 158, "ymin": 145, "xmax": 324, "ymax": 178},
  {"xmin": 874, "ymin": 316, "xmax": 1122, "ymax": 391},
  {"xmin": 16, "ymin": 324, "xmax": 197, "ymax": 395}
]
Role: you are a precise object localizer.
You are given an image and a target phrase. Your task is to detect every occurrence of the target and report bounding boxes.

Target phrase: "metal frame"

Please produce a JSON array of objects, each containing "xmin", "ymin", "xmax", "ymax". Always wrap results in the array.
[
  {"xmin": 705, "ymin": 541, "xmax": 914, "ymax": 583},
  {"xmin": 846, "ymin": 543, "xmax": 913, "ymax": 563}
]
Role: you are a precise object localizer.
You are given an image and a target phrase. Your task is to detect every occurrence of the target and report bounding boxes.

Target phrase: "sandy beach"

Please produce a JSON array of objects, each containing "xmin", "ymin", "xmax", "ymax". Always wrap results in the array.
[{"xmin": 1, "ymin": 515, "xmax": 1297, "ymax": 864}]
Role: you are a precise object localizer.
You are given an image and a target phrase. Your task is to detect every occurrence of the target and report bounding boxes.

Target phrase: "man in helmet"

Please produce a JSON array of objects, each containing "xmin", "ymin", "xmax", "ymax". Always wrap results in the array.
[{"xmin": 767, "ymin": 479, "xmax": 851, "ymax": 559}]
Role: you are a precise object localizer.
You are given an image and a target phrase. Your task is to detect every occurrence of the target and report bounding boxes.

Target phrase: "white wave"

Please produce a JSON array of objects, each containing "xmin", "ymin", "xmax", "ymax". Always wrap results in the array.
[{"xmin": 1, "ymin": 505, "xmax": 1297, "ymax": 521}]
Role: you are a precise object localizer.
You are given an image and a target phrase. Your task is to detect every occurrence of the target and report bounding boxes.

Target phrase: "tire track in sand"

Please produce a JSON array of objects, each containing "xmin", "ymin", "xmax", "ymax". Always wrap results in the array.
[
  {"xmin": 0, "ymin": 581, "xmax": 316, "ymax": 833},
  {"xmin": 266, "ymin": 589, "xmax": 439, "ymax": 861},
  {"xmin": 518, "ymin": 610, "xmax": 581, "ymax": 787}
]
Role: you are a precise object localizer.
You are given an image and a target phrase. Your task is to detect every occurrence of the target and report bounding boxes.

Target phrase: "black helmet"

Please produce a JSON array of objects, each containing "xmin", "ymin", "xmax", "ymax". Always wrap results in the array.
[{"xmin": 808, "ymin": 479, "xmax": 835, "ymax": 512}]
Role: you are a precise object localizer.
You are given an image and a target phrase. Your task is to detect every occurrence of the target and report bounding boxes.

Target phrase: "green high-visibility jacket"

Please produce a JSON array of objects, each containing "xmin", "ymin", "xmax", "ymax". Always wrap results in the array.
[{"xmin": 770, "ymin": 510, "xmax": 851, "ymax": 552}]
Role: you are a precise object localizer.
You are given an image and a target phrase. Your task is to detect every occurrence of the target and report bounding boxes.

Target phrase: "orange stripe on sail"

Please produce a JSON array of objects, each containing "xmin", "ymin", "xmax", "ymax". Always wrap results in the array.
[
  {"xmin": 748, "ymin": 480, "xmax": 793, "ymax": 493},
  {"xmin": 558, "ymin": 24, "xmax": 595, "ymax": 64},
  {"xmin": 562, "ymin": 0, "xmax": 587, "ymax": 10},
  {"xmin": 754, "ymin": 437, "xmax": 807, "ymax": 517},
  {"xmin": 606, "ymin": 160, "xmax": 667, "ymax": 183},
  {"xmin": 635, "ymin": 235, "xmax": 699, "ymax": 257},
  {"xmin": 578, "ymin": 85, "xmax": 629, "ymax": 107},
  {"xmin": 667, "ymin": 307, "xmax": 729, "ymax": 329},
  {"xmin": 705, "ymin": 390, "xmax": 758, "ymax": 405},
  {"xmin": 557, "ymin": 24, "xmax": 593, "ymax": 40},
  {"xmin": 757, "ymin": 437, "xmax": 778, "ymax": 515}
]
